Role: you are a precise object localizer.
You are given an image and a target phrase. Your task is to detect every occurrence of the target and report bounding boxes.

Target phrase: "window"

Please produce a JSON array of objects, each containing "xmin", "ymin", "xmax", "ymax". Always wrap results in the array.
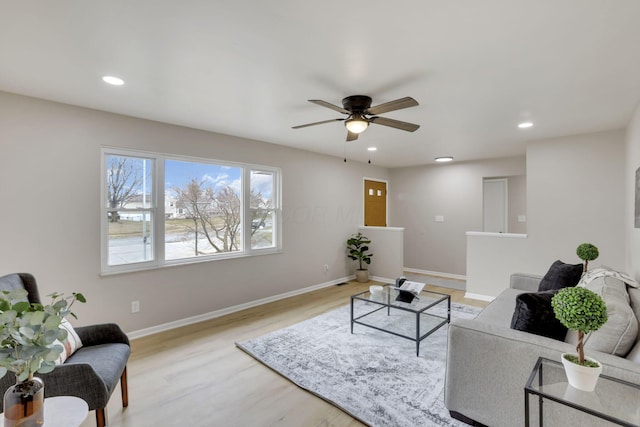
[
  {"xmin": 250, "ymin": 170, "xmax": 276, "ymax": 250},
  {"xmin": 101, "ymin": 149, "xmax": 281, "ymax": 273},
  {"xmin": 104, "ymin": 154, "xmax": 154, "ymax": 267},
  {"xmin": 165, "ymin": 159, "xmax": 243, "ymax": 260}
]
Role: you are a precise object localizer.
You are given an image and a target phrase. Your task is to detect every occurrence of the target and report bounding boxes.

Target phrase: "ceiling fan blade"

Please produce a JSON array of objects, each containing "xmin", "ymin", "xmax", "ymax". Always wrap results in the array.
[
  {"xmin": 346, "ymin": 131, "xmax": 359, "ymax": 141},
  {"xmin": 309, "ymin": 99, "xmax": 350, "ymax": 114},
  {"xmin": 292, "ymin": 118, "xmax": 345, "ymax": 129},
  {"xmin": 366, "ymin": 97, "xmax": 418, "ymax": 115},
  {"xmin": 369, "ymin": 116, "xmax": 420, "ymax": 132}
]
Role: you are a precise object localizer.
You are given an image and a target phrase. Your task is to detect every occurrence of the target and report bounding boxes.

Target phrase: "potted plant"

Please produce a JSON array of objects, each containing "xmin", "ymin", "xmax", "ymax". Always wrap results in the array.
[
  {"xmin": 551, "ymin": 286, "xmax": 608, "ymax": 391},
  {"xmin": 576, "ymin": 242, "xmax": 599, "ymax": 273},
  {"xmin": 0, "ymin": 288, "xmax": 85, "ymax": 426},
  {"xmin": 346, "ymin": 232, "xmax": 373, "ymax": 283}
]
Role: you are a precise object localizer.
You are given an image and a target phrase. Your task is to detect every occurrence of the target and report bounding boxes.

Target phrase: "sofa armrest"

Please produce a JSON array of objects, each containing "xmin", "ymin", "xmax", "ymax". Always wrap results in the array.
[
  {"xmin": 74, "ymin": 323, "xmax": 130, "ymax": 347},
  {"xmin": 509, "ymin": 273, "xmax": 542, "ymax": 292},
  {"xmin": 445, "ymin": 318, "xmax": 640, "ymax": 427}
]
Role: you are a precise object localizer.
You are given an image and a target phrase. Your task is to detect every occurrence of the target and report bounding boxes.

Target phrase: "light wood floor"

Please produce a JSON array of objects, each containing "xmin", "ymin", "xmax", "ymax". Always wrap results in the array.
[{"xmin": 80, "ymin": 279, "xmax": 488, "ymax": 427}]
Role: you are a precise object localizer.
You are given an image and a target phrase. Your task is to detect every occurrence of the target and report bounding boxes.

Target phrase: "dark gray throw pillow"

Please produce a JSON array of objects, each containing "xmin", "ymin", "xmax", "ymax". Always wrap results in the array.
[
  {"xmin": 537, "ymin": 260, "xmax": 583, "ymax": 292},
  {"xmin": 510, "ymin": 291, "xmax": 567, "ymax": 341}
]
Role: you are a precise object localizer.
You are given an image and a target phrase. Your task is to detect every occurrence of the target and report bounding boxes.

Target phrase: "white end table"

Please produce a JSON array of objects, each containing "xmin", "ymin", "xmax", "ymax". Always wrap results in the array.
[{"xmin": 1, "ymin": 396, "xmax": 88, "ymax": 427}]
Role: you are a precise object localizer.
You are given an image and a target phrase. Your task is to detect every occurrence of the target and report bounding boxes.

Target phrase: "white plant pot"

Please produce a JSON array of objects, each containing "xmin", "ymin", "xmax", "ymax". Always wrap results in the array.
[
  {"xmin": 355, "ymin": 269, "xmax": 369, "ymax": 283},
  {"xmin": 560, "ymin": 353, "xmax": 602, "ymax": 392}
]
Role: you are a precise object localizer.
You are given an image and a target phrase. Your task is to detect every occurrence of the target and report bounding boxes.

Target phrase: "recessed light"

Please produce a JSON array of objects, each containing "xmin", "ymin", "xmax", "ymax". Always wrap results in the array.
[
  {"xmin": 435, "ymin": 157, "xmax": 453, "ymax": 163},
  {"xmin": 102, "ymin": 75, "xmax": 125, "ymax": 86},
  {"xmin": 367, "ymin": 147, "xmax": 377, "ymax": 151},
  {"xmin": 518, "ymin": 121, "xmax": 533, "ymax": 129}
]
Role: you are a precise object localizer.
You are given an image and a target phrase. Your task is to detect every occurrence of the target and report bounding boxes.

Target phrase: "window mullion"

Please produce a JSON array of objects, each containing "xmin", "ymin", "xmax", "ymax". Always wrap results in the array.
[
  {"xmin": 155, "ymin": 157, "xmax": 165, "ymax": 265},
  {"xmin": 243, "ymin": 167, "xmax": 251, "ymax": 254}
]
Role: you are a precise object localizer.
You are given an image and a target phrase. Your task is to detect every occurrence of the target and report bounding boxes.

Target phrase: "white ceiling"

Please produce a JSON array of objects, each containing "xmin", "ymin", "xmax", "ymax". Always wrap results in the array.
[{"xmin": 2, "ymin": 1, "xmax": 640, "ymax": 167}]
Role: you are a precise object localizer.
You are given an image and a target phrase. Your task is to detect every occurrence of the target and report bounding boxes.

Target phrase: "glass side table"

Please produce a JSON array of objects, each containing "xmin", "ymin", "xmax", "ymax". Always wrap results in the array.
[{"xmin": 525, "ymin": 357, "xmax": 640, "ymax": 427}]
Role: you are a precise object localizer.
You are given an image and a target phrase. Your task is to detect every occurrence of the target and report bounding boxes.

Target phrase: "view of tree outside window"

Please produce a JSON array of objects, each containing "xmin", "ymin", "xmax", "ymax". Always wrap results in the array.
[
  {"xmin": 250, "ymin": 170, "xmax": 275, "ymax": 249},
  {"xmin": 105, "ymin": 155, "xmax": 153, "ymax": 266},
  {"xmin": 165, "ymin": 160, "xmax": 242, "ymax": 260},
  {"xmin": 102, "ymin": 150, "xmax": 281, "ymax": 273}
]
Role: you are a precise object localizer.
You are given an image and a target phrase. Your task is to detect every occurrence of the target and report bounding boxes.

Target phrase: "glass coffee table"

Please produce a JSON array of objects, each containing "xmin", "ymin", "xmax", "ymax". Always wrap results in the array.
[{"xmin": 350, "ymin": 284, "xmax": 450, "ymax": 356}]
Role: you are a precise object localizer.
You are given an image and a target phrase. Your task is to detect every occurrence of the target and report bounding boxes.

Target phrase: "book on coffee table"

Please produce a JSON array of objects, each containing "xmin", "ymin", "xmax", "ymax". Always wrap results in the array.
[{"xmin": 394, "ymin": 280, "xmax": 425, "ymax": 303}]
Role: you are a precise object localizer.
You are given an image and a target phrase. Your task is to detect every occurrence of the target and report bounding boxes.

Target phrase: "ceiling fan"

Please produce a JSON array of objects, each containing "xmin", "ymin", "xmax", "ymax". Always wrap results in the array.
[{"xmin": 292, "ymin": 95, "xmax": 420, "ymax": 141}]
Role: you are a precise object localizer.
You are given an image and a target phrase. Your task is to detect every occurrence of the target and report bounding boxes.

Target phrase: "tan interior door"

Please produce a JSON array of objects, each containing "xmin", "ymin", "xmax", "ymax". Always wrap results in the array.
[{"xmin": 364, "ymin": 180, "xmax": 387, "ymax": 226}]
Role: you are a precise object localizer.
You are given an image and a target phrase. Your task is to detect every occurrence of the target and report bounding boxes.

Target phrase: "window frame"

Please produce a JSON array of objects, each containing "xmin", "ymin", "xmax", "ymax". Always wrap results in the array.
[
  {"xmin": 101, "ymin": 148, "xmax": 282, "ymax": 275},
  {"xmin": 248, "ymin": 169, "xmax": 279, "ymax": 251}
]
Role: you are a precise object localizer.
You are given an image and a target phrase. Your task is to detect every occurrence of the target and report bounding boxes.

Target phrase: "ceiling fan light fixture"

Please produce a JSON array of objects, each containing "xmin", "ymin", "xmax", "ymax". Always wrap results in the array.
[{"xmin": 345, "ymin": 114, "xmax": 369, "ymax": 134}]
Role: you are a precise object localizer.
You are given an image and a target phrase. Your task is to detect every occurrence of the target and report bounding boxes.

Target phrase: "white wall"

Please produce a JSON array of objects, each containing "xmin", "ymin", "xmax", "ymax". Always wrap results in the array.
[
  {"xmin": 507, "ymin": 174, "xmax": 527, "ymax": 234},
  {"xmin": 0, "ymin": 91, "xmax": 389, "ymax": 333},
  {"xmin": 626, "ymin": 102, "xmax": 640, "ymax": 280},
  {"xmin": 358, "ymin": 226, "xmax": 404, "ymax": 282},
  {"xmin": 466, "ymin": 233, "xmax": 530, "ymax": 299},
  {"xmin": 389, "ymin": 156, "xmax": 526, "ymax": 276},
  {"xmin": 467, "ymin": 130, "xmax": 626, "ymax": 297},
  {"xmin": 526, "ymin": 130, "xmax": 626, "ymax": 271}
]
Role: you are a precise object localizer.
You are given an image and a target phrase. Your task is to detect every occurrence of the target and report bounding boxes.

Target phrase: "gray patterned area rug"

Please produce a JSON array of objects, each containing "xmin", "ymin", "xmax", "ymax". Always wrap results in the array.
[{"xmin": 236, "ymin": 301, "xmax": 481, "ymax": 427}]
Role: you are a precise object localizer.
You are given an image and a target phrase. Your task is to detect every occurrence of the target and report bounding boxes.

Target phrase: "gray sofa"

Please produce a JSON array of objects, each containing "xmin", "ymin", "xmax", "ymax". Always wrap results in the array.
[{"xmin": 445, "ymin": 272, "xmax": 640, "ymax": 426}]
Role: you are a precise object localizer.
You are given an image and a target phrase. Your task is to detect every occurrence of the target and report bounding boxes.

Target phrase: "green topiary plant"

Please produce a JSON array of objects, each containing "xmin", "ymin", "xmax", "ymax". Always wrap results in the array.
[
  {"xmin": 551, "ymin": 286, "xmax": 607, "ymax": 367},
  {"xmin": 576, "ymin": 243, "xmax": 599, "ymax": 273},
  {"xmin": 346, "ymin": 232, "xmax": 373, "ymax": 271}
]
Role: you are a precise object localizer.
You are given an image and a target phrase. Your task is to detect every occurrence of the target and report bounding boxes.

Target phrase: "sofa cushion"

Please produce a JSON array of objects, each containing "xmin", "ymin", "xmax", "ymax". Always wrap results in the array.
[
  {"xmin": 538, "ymin": 260, "xmax": 583, "ymax": 292},
  {"xmin": 511, "ymin": 291, "xmax": 567, "ymax": 341},
  {"xmin": 476, "ymin": 288, "xmax": 522, "ymax": 326},
  {"xmin": 588, "ymin": 266, "xmax": 640, "ymax": 288},
  {"xmin": 627, "ymin": 340, "xmax": 640, "ymax": 363},
  {"xmin": 566, "ymin": 276, "xmax": 639, "ymax": 357},
  {"xmin": 628, "ymin": 286, "xmax": 640, "ymax": 331}
]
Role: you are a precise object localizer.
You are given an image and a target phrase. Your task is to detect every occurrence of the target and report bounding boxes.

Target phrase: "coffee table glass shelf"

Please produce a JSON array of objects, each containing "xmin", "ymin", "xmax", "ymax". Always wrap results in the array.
[
  {"xmin": 350, "ymin": 284, "xmax": 450, "ymax": 356},
  {"xmin": 525, "ymin": 357, "xmax": 640, "ymax": 427}
]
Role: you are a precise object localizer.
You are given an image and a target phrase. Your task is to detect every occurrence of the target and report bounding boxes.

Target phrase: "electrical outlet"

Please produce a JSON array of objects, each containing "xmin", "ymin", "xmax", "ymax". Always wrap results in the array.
[
  {"xmin": 435, "ymin": 215, "xmax": 445, "ymax": 222},
  {"xmin": 131, "ymin": 300, "xmax": 140, "ymax": 313},
  {"xmin": 323, "ymin": 264, "xmax": 329, "ymax": 272}
]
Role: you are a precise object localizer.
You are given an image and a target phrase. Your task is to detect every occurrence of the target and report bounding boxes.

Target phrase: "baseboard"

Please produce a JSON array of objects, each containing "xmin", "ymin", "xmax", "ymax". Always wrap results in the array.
[
  {"xmin": 127, "ymin": 276, "xmax": 353, "ymax": 340},
  {"xmin": 403, "ymin": 268, "xmax": 466, "ymax": 281},
  {"xmin": 370, "ymin": 275, "xmax": 394, "ymax": 284},
  {"xmin": 464, "ymin": 292, "xmax": 495, "ymax": 302}
]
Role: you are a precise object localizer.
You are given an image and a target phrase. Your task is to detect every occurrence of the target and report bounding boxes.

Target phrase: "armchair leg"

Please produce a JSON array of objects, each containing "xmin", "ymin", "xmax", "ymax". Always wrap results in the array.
[
  {"xmin": 96, "ymin": 408, "xmax": 107, "ymax": 427},
  {"xmin": 121, "ymin": 366, "xmax": 129, "ymax": 407}
]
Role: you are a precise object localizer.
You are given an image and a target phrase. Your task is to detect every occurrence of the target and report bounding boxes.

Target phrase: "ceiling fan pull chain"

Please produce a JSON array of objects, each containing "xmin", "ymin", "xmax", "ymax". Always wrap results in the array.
[{"xmin": 343, "ymin": 140, "xmax": 347, "ymax": 162}]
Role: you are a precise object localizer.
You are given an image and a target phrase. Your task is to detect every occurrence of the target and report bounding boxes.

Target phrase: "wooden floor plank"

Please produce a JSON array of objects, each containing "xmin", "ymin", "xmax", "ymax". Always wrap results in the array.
[{"xmin": 79, "ymin": 279, "xmax": 488, "ymax": 427}]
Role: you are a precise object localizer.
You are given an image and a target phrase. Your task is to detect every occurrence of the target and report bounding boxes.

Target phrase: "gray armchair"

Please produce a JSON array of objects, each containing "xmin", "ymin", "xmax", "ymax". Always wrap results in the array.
[{"xmin": 0, "ymin": 273, "xmax": 130, "ymax": 427}]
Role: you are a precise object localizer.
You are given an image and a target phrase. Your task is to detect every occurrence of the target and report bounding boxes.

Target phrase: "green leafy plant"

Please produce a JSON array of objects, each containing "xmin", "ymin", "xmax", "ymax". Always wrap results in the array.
[
  {"xmin": 576, "ymin": 243, "xmax": 599, "ymax": 272},
  {"xmin": 0, "ymin": 289, "xmax": 86, "ymax": 381},
  {"xmin": 346, "ymin": 232, "xmax": 373, "ymax": 271},
  {"xmin": 551, "ymin": 286, "xmax": 607, "ymax": 366}
]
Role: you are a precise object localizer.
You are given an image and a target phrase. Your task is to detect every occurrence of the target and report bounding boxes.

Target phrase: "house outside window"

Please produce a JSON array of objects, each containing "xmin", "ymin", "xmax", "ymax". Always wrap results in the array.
[{"xmin": 101, "ymin": 148, "xmax": 282, "ymax": 274}]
